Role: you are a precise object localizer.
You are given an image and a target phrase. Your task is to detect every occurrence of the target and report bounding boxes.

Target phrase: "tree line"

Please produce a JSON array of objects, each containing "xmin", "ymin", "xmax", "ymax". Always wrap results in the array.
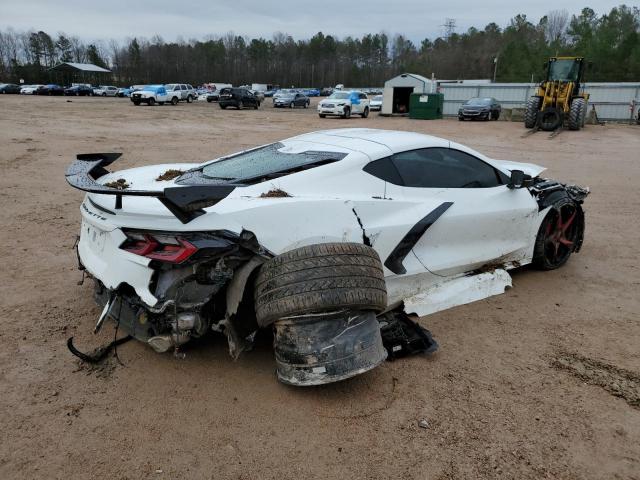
[{"xmin": 0, "ymin": 5, "xmax": 638, "ymax": 87}]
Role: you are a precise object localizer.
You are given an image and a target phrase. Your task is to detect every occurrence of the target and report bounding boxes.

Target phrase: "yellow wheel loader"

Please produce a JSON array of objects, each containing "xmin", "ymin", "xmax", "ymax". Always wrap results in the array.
[{"xmin": 524, "ymin": 56, "xmax": 589, "ymax": 132}]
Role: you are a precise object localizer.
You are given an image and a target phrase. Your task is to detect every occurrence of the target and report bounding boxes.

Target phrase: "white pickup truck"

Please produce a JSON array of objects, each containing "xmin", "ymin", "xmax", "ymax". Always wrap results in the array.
[
  {"xmin": 130, "ymin": 85, "xmax": 182, "ymax": 106},
  {"xmin": 317, "ymin": 90, "xmax": 370, "ymax": 118}
]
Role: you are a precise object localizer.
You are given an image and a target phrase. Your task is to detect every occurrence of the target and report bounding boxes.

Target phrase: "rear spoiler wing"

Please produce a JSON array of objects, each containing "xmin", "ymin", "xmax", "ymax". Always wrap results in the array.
[{"xmin": 65, "ymin": 153, "xmax": 236, "ymax": 224}]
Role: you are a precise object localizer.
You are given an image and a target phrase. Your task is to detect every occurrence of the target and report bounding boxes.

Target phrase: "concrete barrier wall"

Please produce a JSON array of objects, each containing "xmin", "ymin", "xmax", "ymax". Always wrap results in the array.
[{"xmin": 440, "ymin": 83, "xmax": 640, "ymax": 121}]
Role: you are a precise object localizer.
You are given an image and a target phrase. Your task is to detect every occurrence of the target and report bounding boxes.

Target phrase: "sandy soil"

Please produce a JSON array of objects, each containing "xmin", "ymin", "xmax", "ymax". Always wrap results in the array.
[{"xmin": 0, "ymin": 95, "xmax": 639, "ymax": 480}]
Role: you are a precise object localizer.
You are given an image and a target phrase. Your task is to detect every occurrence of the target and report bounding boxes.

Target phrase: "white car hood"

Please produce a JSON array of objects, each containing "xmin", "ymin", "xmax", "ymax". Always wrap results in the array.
[{"xmin": 489, "ymin": 159, "xmax": 546, "ymax": 177}]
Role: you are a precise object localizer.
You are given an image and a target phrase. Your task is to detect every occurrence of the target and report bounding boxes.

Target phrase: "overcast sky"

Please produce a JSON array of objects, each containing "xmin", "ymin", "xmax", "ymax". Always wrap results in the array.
[{"xmin": 0, "ymin": 1, "xmax": 626, "ymax": 44}]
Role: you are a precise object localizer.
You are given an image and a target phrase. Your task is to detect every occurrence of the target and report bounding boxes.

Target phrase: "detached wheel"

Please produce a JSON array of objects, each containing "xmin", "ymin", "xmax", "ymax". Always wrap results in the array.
[
  {"xmin": 539, "ymin": 107, "xmax": 562, "ymax": 131},
  {"xmin": 524, "ymin": 96, "xmax": 541, "ymax": 129},
  {"xmin": 254, "ymin": 243, "xmax": 388, "ymax": 327},
  {"xmin": 533, "ymin": 198, "xmax": 584, "ymax": 270}
]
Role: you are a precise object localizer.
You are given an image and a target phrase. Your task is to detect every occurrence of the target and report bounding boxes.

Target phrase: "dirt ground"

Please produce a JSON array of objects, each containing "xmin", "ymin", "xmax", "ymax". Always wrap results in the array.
[{"xmin": 1, "ymin": 95, "xmax": 639, "ymax": 480}]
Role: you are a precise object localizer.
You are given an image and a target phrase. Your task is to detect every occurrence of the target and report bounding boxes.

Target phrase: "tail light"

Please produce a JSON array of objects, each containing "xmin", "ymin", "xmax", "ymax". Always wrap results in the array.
[{"xmin": 121, "ymin": 232, "xmax": 197, "ymax": 264}]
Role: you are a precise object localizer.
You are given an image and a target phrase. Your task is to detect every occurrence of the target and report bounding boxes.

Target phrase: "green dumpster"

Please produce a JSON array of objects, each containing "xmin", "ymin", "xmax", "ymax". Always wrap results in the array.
[{"xmin": 409, "ymin": 93, "xmax": 444, "ymax": 120}]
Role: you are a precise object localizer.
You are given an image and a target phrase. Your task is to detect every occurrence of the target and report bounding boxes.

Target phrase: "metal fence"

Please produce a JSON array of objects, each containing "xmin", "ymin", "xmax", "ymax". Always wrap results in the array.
[{"xmin": 440, "ymin": 82, "xmax": 640, "ymax": 121}]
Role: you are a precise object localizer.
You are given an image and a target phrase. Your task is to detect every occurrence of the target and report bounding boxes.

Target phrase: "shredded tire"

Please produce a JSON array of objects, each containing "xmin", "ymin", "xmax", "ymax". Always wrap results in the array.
[{"xmin": 254, "ymin": 243, "xmax": 387, "ymax": 326}]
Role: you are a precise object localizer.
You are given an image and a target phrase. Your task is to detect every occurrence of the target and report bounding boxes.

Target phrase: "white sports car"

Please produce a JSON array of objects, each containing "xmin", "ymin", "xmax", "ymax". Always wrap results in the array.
[{"xmin": 66, "ymin": 128, "xmax": 588, "ymax": 385}]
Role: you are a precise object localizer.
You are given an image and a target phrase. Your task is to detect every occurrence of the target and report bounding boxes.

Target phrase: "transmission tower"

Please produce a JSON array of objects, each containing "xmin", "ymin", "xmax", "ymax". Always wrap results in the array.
[{"xmin": 442, "ymin": 18, "xmax": 456, "ymax": 40}]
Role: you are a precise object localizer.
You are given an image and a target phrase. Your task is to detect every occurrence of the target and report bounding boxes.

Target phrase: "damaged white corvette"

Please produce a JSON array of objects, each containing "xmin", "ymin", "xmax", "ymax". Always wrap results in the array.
[{"xmin": 66, "ymin": 128, "xmax": 588, "ymax": 385}]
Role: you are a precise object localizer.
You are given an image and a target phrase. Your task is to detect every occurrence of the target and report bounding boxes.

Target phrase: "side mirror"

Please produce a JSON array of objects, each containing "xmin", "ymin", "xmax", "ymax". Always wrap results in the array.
[{"xmin": 507, "ymin": 169, "xmax": 532, "ymax": 189}]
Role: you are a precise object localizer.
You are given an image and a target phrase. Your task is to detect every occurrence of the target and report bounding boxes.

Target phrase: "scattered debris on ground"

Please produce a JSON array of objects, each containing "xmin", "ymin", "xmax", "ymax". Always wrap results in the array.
[
  {"xmin": 552, "ymin": 352, "xmax": 640, "ymax": 409},
  {"xmin": 156, "ymin": 169, "xmax": 184, "ymax": 181},
  {"xmin": 260, "ymin": 188, "xmax": 291, "ymax": 198},
  {"xmin": 104, "ymin": 178, "xmax": 129, "ymax": 190}
]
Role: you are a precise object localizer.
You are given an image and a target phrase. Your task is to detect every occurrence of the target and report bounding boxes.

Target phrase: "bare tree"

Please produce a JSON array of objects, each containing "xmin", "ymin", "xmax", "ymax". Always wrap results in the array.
[{"xmin": 544, "ymin": 9, "xmax": 569, "ymax": 44}]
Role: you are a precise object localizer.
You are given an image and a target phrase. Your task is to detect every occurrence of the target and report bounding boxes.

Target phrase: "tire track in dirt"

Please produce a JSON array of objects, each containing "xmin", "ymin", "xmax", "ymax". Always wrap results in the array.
[{"xmin": 552, "ymin": 352, "xmax": 640, "ymax": 408}]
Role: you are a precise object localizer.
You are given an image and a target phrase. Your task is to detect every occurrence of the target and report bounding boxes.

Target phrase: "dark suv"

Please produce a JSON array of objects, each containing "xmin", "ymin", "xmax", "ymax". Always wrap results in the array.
[{"xmin": 219, "ymin": 88, "xmax": 260, "ymax": 110}]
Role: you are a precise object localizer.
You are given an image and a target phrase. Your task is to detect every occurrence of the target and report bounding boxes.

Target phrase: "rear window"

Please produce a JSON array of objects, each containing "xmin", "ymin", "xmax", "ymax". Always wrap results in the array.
[{"xmin": 201, "ymin": 143, "xmax": 346, "ymax": 183}]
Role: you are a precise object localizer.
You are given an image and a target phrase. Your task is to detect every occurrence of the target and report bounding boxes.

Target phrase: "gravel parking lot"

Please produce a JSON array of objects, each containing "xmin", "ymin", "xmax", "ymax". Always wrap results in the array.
[{"xmin": 1, "ymin": 95, "xmax": 639, "ymax": 479}]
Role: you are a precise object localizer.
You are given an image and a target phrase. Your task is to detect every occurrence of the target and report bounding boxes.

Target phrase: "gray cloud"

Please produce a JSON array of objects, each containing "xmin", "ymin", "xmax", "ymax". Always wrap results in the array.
[{"xmin": 0, "ymin": 0, "xmax": 625, "ymax": 44}]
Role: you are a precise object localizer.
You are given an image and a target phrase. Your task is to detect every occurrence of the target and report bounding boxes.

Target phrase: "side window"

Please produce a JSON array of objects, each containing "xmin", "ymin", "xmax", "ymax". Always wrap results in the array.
[
  {"xmin": 391, "ymin": 148, "xmax": 503, "ymax": 188},
  {"xmin": 359, "ymin": 93, "xmax": 367, "ymax": 100},
  {"xmin": 363, "ymin": 157, "xmax": 403, "ymax": 185},
  {"xmin": 181, "ymin": 85, "xmax": 187, "ymax": 91}
]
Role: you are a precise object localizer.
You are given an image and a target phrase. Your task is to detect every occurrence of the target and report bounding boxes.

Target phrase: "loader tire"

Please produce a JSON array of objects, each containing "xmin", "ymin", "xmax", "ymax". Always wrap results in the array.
[
  {"xmin": 539, "ymin": 107, "xmax": 562, "ymax": 131},
  {"xmin": 524, "ymin": 97, "xmax": 541, "ymax": 129},
  {"xmin": 568, "ymin": 98, "xmax": 586, "ymax": 131},
  {"xmin": 254, "ymin": 243, "xmax": 388, "ymax": 326}
]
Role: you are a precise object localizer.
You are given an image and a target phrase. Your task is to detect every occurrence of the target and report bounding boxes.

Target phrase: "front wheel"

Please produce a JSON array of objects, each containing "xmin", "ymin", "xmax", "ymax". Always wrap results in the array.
[
  {"xmin": 133, "ymin": 100, "xmax": 140, "ymax": 106},
  {"xmin": 304, "ymin": 101, "xmax": 309, "ymax": 109},
  {"xmin": 319, "ymin": 114, "xmax": 326, "ymax": 118},
  {"xmin": 568, "ymin": 98, "xmax": 586, "ymax": 131},
  {"xmin": 159, "ymin": 102, "xmax": 165, "ymax": 106},
  {"xmin": 148, "ymin": 98, "xmax": 155, "ymax": 106},
  {"xmin": 186, "ymin": 95, "xmax": 193, "ymax": 103},
  {"xmin": 342, "ymin": 107, "xmax": 351, "ymax": 119},
  {"xmin": 524, "ymin": 96, "xmax": 541, "ymax": 129},
  {"xmin": 171, "ymin": 97, "xmax": 178, "ymax": 105},
  {"xmin": 238, "ymin": 101, "xmax": 243, "ymax": 109},
  {"xmin": 533, "ymin": 198, "xmax": 584, "ymax": 270},
  {"xmin": 361, "ymin": 107, "xmax": 369, "ymax": 118}
]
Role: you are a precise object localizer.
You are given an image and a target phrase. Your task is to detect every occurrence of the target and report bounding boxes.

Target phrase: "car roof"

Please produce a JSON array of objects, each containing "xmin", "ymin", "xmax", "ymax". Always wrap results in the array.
[{"xmin": 287, "ymin": 128, "xmax": 450, "ymax": 156}]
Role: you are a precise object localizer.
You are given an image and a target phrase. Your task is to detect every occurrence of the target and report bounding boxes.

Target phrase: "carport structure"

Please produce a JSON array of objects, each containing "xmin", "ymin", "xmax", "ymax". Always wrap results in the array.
[{"xmin": 48, "ymin": 62, "xmax": 112, "ymax": 86}]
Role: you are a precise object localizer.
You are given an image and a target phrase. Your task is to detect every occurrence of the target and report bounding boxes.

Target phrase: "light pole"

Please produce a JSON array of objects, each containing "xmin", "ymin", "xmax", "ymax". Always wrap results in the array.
[{"xmin": 493, "ymin": 56, "xmax": 499, "ymax": 83}]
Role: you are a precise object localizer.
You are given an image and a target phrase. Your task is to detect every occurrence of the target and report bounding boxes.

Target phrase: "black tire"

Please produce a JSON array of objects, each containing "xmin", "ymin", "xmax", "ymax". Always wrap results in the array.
[
  {"xmin": 342, "ymin": 107, "xmax": 351, "ymax": 119},
  {"xmin": 220, "ymin": 104, "xmax": 227, "ymax": 109},
  {"xmin": 171, "ymin": 96, "xmax": 178, "ymax": 105},
  {"xmin": 102, "ymin": 93, "xmax": 106, "ymax": 97},
  {"xmin": 524, "ymin": 96, "xmax": 541, "ymax": 129},
  {"xmin": 256, "ymin": 102, "xmax": 260, "ymax": 109},
  {"xmin": 148, "ymin": 97, "xmax": 155, "ymax": 106},
  {"xmin": 238, "ymin": 100, "xmax": 243, "ymax": 110},
  {"xmin": 319, "ymin": 114, "xmax": 326, "ymax": 118},
  {"xmin": 290, "ymin": 101, "xmax": 294, "ymax": 109},
  {"xmin": 533, "ymin": 197, "xmax": 584, "ymax": 270},
  {"xmin": 539, "ymin": 107, "xmax": 562, "ymax": 131},
  {"xmin": 254, "ymin": 243, "xmax": 388, "ymax": 326},
  {"xmin": 186, "ymin": 95, "xmax": 193, "ymax": 103},
  {"xmin": 133, "ymin": 100, "xmax": 140, "ymax": 106},
  {"xmin": 568, "ymin": 98, "xmax": 586, "ymax": 131},
  {"xmin": 492, "ymin": 111, "xmax": 500, "ymax": 120},
  {"xmin": 361, "ymin": 107, "xmax": 369, "ymax": 118},
  {"xmin": 207, "ymin": 98, "xmax": 213, "ymax": 103},
  {"xmin": 304, "ymin": 101, "xmax": 309, "ymax": 108},
  {"xmin": 458, "ymin": 116, "xmax": 464, "ymax": 121},
  {"xmin": 159, "ymin": 102, "xmax": 165, "ymax": 106}
]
